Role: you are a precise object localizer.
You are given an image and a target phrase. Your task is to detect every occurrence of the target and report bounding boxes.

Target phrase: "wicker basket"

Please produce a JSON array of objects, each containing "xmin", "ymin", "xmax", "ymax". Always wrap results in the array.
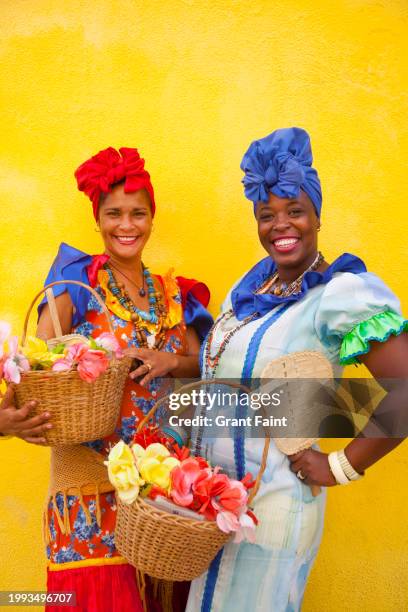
[
  {"xmin": 114, "ymin": 379, "xmax": 270, "ymax": 581},
  {"xmin": 14, "ymin": 280, "xmax": 131, "ymax": 446}
]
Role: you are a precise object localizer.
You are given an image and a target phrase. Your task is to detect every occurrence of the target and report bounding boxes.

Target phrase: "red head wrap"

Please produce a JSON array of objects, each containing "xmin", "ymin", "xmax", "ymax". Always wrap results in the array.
[{"xmin": 74, "ymin": 146, "xmax": 156, "ymax": 219}]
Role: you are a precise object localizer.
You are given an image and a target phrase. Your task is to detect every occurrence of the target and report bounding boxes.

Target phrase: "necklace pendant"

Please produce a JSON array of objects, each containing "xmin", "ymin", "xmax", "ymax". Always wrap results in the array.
[
  {"xmin": 146, "ymin": 334, "xmax": 156, "ymax": 348},
  {"xmin": 139, "ymin": 288, "xmax": 146, "ymax": 297},
  {"xmin": 273, "ymin": 285, "xmax": 282, "ymax": 296}
]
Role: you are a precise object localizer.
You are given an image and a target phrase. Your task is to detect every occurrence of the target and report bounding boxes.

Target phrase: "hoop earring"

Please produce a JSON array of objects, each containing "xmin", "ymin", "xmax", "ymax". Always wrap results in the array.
[{"xmin": 95, "ymin": 227, "xmax": 100, "ymax": 233}]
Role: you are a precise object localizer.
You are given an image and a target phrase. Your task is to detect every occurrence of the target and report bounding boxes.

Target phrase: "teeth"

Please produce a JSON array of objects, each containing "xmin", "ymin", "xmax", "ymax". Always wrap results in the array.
[
  {"xmin": 274, "ymin": 238, "xmax": 298, "ymax": 247},
  {"xmin": 117, "ymin": 236, "xmax": 137, "ymax": 242}
]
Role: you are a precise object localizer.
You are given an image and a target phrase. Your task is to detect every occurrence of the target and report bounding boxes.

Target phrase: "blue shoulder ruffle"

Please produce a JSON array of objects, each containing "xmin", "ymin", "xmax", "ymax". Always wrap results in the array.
[
  {"xmin": 39, "ymin": 243, "xmax": 214, "ymax": 342},
  {"xmin": 231, "ymin": 253, "xmax": 367, "ymax": 320},
  {"xmin": 184, "ymin": 293, "xmax": 213, "ymax": 343},
  {"xmin": 38, "ymin": 243, "xmax": 93, "ymax": 326}
]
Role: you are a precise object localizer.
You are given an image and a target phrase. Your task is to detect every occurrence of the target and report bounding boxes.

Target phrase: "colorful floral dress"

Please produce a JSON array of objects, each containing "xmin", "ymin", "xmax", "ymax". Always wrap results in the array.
[
  {"xmin": 187, "ymin": 254, "xmax": 407, "ymax": 612},
  {"xmin": 40, "ymin": 243, "xmax": 212, "ymax": 612}
]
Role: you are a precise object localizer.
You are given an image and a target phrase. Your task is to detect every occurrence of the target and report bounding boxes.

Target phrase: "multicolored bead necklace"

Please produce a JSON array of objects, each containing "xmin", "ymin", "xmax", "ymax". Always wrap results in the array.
[
  {"xmin": 256, "ymin": 251, "xmax": 324, "ymax": 297},
  {"xmin": 203, "ymin": 310, "xmax": 258, "ymax": 378},
  {"xmin": 108, "ymin": 261, "xmax": 146, "ymax": 297},
  {"xmin": 204, "ymin": 252, "xmax": 325, "ymax": 377},
  {"xmin": 106, "ymin": 264, "xmax": 158, "ymax": 324},
  {"xmin": 105, "ymin": 264, "xmax": 168, "ymax": 349}
]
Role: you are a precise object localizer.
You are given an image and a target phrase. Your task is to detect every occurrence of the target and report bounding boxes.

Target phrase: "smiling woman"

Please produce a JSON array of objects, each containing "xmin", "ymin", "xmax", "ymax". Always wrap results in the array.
[
  {"xmin": 188, "ymin": 127, "xmax": 408, "ymax": 612},
  {"xmin": 14, "ymin": 146, "xmax": 214, "ymax": 612}
]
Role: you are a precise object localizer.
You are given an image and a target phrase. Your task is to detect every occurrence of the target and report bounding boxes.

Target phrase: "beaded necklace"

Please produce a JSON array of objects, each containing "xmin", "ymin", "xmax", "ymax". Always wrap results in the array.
[
  {"xmin": 203, "ymin": 310, "xmax": 258, "ymax": 378},
  {"xmin": 108, "ymin": 261, "xmax": 146, "ymax": 297},
  {"xmin": 105, "ymin": 264, "xmax": 168, "ymax": 349},
  {"xmin": 257, "ymin": 251, "xmax": 324, "ymax": 297},
  {"xmin": 204, "ymin": 252, "xmax": 325, "ymax": 377}
]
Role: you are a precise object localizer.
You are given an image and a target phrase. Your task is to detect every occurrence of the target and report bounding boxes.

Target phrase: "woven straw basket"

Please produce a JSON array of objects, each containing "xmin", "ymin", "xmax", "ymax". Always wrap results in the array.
[
  {"xmin": 115, "ymin": 379, "xmax": 270, "ymax": 582},
  {"xmin": 14, "ymin": 280, "xmax": 131, "ymax": 446}
]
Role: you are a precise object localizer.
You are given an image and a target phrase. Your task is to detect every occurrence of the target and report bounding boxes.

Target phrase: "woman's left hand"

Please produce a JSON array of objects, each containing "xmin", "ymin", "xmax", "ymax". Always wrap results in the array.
[
  {"xmin": 125, "ymin": 348, "xmax": 179, "ymax": 386},
  {"xmin": 288, "ymin": 448, "xmax": 337, "ymax": 487}
]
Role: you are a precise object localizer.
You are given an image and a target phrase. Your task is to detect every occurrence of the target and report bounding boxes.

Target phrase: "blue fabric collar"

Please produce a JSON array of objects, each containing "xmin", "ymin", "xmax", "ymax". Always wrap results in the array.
[{"xmin": 231, "ymin": 253, "xmax": 367, "ymax": 321}]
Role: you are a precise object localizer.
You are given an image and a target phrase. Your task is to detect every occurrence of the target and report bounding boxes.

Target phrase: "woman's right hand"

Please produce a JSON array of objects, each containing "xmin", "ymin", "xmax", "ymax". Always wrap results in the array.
[{"xmin": 0, "ymin": 386, "xmax": 52, "ymax": 445}]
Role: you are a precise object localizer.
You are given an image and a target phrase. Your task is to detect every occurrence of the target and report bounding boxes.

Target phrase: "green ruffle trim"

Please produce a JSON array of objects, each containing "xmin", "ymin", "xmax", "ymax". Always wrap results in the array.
[{"xmin": 340, "ymin": 310, "xmax": 408, "ymax": 365}]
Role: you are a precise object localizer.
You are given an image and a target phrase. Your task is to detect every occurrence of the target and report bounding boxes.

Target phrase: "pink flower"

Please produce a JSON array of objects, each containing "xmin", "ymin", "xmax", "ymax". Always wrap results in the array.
[
  {"xmin": 95, "ymin": 332, "xmax": 123, "ymax": 358},
  {"xmin": 52, "ymin": 343, "xmax": 88, "ymax": 373},
  {"xmin": 216, "ymin": 510, "xmax": 256, "ymax": 542},
  {"xmin": 0, "ymin": 322, "xmax": 11, "ymax": 358},
  {"xmin": 233, "ymin": 513, "xmax": 257, "ymax": 544},
  {"xmin": 77, "ymin": 349, "xmax": 109, "ymax": 382},
  {"xmin": 170, "ymin": 457, "xmax": 203, "ymax": 507},
  {"xmin": 216, "ymin": 510, "xmax": 240, "ymax": 533},
  {"xmin": 2, "ymin": 336, "xmax": 30, "ymax": 384},
  {"xmin": 52, "ymin": 343, "xmax": 109, "ymax": 383}
]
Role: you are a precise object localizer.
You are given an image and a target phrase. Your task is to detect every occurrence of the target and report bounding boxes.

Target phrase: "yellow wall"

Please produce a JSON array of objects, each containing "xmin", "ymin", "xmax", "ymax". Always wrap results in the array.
[{"xmin": 0, "ymin": 1, "xmax": 407, "ymax": 610}]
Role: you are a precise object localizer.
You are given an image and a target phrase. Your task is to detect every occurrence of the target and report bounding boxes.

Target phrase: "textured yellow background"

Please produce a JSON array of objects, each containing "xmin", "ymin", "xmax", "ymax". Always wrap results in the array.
[{"xmin": 0, "ymin": 1, "xmax": 407, "ymax": 610}]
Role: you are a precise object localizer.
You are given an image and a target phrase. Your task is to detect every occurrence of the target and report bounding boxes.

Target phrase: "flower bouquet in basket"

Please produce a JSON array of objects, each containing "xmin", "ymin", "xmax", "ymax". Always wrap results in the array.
[
  {"xmin": 107, "ymin": 381, "xmax": 264, "ymax": 582},
  {"xmin": 0, "ymin": 280, "xmax": 131, "ymax": 445}
]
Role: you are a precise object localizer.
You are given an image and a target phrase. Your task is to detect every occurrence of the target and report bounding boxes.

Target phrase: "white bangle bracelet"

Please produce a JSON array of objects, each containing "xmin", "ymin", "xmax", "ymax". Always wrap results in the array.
[
  {"xmin": 338, "ymin": 449, "xmax": 363, "ymax": 481},
  {"xmin": 328, "ymin": 451, "xmax": 350, "ymax": 485}
]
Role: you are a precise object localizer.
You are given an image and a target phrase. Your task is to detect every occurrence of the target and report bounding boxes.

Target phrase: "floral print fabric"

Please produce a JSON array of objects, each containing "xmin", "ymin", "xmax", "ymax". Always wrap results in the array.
[{"xmin": 47, "ymin": 272, "xmax": 188, "ymax": 566}]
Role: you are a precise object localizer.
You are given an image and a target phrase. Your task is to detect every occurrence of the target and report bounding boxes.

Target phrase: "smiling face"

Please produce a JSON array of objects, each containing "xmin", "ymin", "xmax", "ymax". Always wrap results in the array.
[
  {"xmin": 97, "ymin": 183, "xmax": 153, "ymax": 264},
  {"xmin": 256, "ymin": 190, "xmax": 320, "ymax": 280}
]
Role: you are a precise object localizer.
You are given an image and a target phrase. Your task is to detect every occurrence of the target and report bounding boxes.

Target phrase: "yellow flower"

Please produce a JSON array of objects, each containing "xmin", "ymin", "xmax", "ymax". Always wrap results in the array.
[
  {"xmin": 132, "ymin": 442, "xmax": 180, "ymax": 490},
  {"xmin": 22, "ymin": 336, "xmax": 62, "ymax": 368},
  {"xmin": 105, "ymin": 440, "xmax": 144, "ymax": 504},
  {"xmin": 132, "ymin": 442, "xmax": 170, "ymax": 463}
]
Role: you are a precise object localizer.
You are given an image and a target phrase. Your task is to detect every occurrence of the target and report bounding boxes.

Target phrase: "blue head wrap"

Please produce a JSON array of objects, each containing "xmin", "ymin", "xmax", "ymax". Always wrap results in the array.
[{"xmin": 240, "ymin": 127, "xmax": 322, "ymax": 217}]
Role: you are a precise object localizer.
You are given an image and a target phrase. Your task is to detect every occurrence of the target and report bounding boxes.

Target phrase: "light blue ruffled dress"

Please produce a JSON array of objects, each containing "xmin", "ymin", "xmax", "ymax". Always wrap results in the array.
[{"xmin": 186, "ymin": 254, "xmax": 407, "ymax": 612}]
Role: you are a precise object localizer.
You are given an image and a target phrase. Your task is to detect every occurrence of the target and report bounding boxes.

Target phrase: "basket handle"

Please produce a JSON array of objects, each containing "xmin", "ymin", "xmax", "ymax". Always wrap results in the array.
[
  {"xmin": 137, "ymin": 378, "xmax": 270, "ymax": 507},
  {"xmin": 22, "ymin": 279, "xmax": 114, "ymax": 345}
]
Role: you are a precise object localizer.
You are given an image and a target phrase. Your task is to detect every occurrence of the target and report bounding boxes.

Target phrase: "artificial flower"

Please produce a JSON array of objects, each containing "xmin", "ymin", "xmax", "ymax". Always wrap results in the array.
[
  {"xmin": 2, "ymin": 337, "xmax": 30, "ymax": 384},
  {"xmin": 213, "ymin": 479, "xmax": 248, "ymax": 516},
  {"xmin": 132, "ymin": 442, "xmax": 171, "ymax": 463},
  {"xmin": 132, "ymin": 424, "xmax": 172, "ymax": 449},
  {"xmin": 77, "ymin": 349, "xmax": 109, "ymax": 382},
  {"xmin": 133, "ymin": 442, "xmax": 180, "ymax": 490},
  {"xmin": 94, "ymin": 332, "xmax": 124, "ymax": 358},
  {"xmin": 170, "ymin": 457, "xmax": 203, "ymax": 507},
  {"xmin": 172, "ymin": 444, "xmax": 191, "ymax": 461},
  {"xmin": 192, "ymin": 469, "xmax": 231, "ymax": 520},
  {"xmin": 0, "ymin": 322, "xmax": 11, "ymax": 358},
  {"xmin": 22, "ymin": 336, "xmax": 62, "ymax": 369},
  {"xmin": 233, "ymin": 513, "xmax": 257, "ymax": 544},
  {"xmin": 216, "ymin": 510, "xmax": 240, "ymax": 533},
  {"xmin": 138, "ymin": 455, "xmax": 180, "ymax": 491},
  {"xmin": 105, "ymin": 440, "xmax": 144, "ymax": 504},
  {"xmin": 216, "ymin": 510, "xmax": 256, "ymax": 542},
  {"xmin": 52, "ymin": 343, "xmax": 109, "ymax": 382}
]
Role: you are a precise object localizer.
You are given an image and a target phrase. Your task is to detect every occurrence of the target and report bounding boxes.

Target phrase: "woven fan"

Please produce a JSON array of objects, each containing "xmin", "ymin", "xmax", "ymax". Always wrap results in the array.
[{"xmin": 261, "ymin": 351, "xmax": 334, "ymax": 497}]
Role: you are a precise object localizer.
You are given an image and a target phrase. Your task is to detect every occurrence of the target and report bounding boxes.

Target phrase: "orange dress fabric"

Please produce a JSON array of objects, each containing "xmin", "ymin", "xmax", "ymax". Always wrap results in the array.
[{"xmin": 46, "ymin": 269, "xmax": 193, "ymax": 611}]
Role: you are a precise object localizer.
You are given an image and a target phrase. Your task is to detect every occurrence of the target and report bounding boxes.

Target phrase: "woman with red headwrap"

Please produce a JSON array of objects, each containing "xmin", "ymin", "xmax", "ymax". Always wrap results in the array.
[{"xmin": 34, "ymin": 147, "xmax": 213, "ymax": 611}]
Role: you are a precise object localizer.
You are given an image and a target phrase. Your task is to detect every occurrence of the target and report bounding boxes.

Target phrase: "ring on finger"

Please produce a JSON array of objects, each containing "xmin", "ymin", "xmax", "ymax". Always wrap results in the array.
[
  {"xmin": 144, "ymin": 363, "xmax": 152, "ymax": 372},
  {"xmin": 296, "ymin": 469, "xmax": 306, "ymax": 480}
]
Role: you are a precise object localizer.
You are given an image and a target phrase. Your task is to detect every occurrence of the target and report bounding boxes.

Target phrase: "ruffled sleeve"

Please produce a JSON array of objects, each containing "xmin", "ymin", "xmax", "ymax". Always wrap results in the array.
[
  {"xmin": 176, "ymin": 276, "xmax": 213, "ymax": 342},
  {"xmin": 37, "ymin": 243, "xmax": 108, "ymax": 327},
  {"xmin": 315, "ymin": 271, "xmax": 405, "ymax": 363},
  {"xmin": 339, "ymin": 311, "xmax": 408, "ymax": 365}
]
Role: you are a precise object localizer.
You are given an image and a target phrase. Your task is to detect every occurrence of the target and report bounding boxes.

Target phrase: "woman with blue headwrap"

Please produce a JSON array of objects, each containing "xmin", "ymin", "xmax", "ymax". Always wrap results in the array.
[{"xmin": 186, "ymin": 128, "xmax": 408, "ymax": 611}]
